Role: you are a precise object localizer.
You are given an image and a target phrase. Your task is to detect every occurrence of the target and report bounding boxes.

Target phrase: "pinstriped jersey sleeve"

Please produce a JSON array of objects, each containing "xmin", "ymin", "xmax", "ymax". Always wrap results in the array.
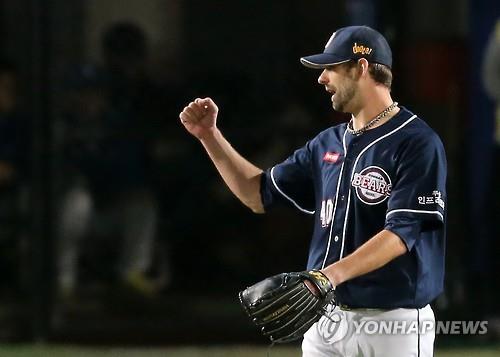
[
  {"xmin": 260, "ymin": 141, "xmax": 315, "ymax": 214},
  {"xmin": 384, "ymin": 133, "xmax": 447, "ymax": 250}
]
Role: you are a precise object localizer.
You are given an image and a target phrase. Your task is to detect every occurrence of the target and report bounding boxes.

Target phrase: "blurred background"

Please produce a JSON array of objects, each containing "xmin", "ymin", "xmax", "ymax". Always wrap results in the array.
[{"xmin": 0, "ymin": 0, "xmax": 498, "ymax": 355}]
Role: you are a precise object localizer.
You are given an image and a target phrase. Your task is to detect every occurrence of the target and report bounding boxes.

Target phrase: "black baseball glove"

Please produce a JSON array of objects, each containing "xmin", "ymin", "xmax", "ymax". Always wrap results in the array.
[{"xmin": 238, "ymin": 270, "xmax": 336, "ymax": 343}]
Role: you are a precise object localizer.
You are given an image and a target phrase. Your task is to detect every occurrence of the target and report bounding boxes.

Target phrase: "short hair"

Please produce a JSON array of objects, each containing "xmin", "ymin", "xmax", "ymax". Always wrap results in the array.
[
  {"xmin": 343, "ymin": 60, "xmax": 393, "ymax": 89},
  {"xmin": 368, "ymin": 63, "xmax": 392, "ymax": 89}
]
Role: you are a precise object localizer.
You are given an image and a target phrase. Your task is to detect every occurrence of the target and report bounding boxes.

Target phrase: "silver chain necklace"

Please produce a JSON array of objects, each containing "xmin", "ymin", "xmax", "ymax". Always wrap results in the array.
[{"xmin": 347, "ymin": 102, "xmax": 398, "ymax": 136}]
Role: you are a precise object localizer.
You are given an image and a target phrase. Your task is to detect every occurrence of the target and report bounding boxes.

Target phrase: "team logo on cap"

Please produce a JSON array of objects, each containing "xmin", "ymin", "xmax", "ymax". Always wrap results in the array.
[
  {"xmin": 352, "ymin": 166, "xmax": 391, "ymax": 205},
  {"xmin": 352, "ymin": 42, "xmax": 373, "ymax": 55}
]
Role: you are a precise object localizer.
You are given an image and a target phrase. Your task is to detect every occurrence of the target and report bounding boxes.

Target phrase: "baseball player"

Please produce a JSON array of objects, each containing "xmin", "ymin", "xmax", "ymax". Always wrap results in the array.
[{"xmin": 180, "ymin": 25, "xmax": 446, "ymax": 357}]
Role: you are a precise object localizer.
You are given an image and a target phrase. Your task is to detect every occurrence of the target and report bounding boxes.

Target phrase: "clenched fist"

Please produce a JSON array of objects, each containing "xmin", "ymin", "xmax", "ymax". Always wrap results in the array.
[{"xmin": 179, "ymin": 97, "xmax": 219, "ymax": 140}]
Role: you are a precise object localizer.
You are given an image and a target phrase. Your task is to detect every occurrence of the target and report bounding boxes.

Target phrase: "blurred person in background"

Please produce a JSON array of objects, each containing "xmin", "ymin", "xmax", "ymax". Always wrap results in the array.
[
  {"xmin": 0, "ymin": 58, "xmax": 30, "ymax": 194},
  {"xmin": 56, "ymin": 23, "xmax": 167, "ymax": 299},
  {"xmin": 481, "ymin": 16, "xmax": 500, "ymax": 336},
  {"xmin": 101, "ymin": 22, "xmax": 187, "ymax": 287},
  {"xmin": 483, "ymin": 18, "xmax": 500, "ymax": 145},
  {"xmin": 0, "ymin": 57, "xmax": 31, "ymax": 293}
]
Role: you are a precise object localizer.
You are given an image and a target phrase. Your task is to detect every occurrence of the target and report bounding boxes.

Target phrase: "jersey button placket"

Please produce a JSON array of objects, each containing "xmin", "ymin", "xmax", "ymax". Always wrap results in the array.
[{"xmin": 334, "ymin": 143, "xmax": 356, "ymax": 256}]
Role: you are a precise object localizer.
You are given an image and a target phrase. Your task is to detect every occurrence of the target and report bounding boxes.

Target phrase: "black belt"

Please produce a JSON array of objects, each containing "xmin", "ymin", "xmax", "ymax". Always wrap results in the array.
[{"xmin": 338, "ymin": 303, "xmax": 390, "ymax": 311}]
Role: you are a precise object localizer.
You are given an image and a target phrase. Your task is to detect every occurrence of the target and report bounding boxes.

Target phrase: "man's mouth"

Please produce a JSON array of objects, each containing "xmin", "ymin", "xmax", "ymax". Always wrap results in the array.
[
  {"xmin": 326, "ymin": 88, "xmax": 337, "ymax": 102},
  {"xmin": 325, "ymin": 87, "xmax": 336, "ymax": 95}
]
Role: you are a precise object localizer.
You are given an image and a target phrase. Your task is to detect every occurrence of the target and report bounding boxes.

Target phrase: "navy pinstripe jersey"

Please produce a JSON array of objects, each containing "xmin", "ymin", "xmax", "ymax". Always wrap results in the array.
[{"xmin": 260, "ymin": 107, "xmax": 447, "ymax": 309}]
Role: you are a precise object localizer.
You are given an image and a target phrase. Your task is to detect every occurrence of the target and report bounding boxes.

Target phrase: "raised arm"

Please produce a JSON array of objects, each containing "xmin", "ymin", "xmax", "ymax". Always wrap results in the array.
[{"xmin": 179, "ymin": 97, "xmax": 264, "ymax": 213}]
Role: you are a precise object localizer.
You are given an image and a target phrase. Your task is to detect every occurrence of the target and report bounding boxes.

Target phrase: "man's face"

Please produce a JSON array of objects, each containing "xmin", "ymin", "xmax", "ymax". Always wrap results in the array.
[{"xmin": 318, "ymin": 62, "xmax": 358, "ymax": 113}]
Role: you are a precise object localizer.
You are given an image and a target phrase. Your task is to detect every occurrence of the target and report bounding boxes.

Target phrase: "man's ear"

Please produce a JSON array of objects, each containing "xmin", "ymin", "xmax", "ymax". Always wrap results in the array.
[{"xmin": 358, "ymin": 58, "xmax": 370, "ymax": 77}]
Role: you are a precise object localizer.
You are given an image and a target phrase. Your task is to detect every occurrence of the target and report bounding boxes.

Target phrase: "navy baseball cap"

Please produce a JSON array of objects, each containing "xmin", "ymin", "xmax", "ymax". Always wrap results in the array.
[{"xmin": 300, "ymin": 26, "xmax": 392, "ymax": 69}]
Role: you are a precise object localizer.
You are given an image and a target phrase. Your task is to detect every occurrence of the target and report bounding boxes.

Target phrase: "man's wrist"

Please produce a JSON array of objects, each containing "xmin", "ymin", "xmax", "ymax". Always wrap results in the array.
[
  {"xmin": 199, "ymin": 127, "xmax": 220, "ymax": 143},
  {"xmin": 321, "ymin": 262, "xmax": 345, "ymax": 288}
]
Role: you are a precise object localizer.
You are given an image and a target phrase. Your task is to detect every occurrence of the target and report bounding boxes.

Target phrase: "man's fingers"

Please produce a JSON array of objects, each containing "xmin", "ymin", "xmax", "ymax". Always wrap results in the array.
[
  {"xmin": 179, "ymin": 107, "xmax": 197, "ymax": 124},
  {"xmin": 182, "ymin": 106, "xmax": 199, "ymax": 120},
  {"xmin": 179, "ymin": 111, "xmax": 190, "ymax": 124},
  {"xmin": 200, "ymin": 97, "xmax": 217, "ymax": 111},
  {"xmin": 188, "ymin": 102, "xmax": 204, "ymax": 116},
  {"xmin": 194, "ymin": 97, "xmax": 209, "ymax": 110},
  {"xmin": 206, "ymin": 98, "xmax": 217, "ymax": 110},
  {"xmin": 180, "ymin": 97, "xmax": 217, "ymax": 128}
]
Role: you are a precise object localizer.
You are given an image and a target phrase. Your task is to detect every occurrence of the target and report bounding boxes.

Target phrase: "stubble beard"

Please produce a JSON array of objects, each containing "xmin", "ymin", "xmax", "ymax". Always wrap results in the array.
[{"xmin": 332, "ymin": 83, "xmax": 356, "ymax": 113}]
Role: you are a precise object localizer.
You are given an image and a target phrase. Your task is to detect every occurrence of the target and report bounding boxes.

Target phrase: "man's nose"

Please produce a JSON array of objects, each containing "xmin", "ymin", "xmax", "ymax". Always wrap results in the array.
[{"xmin": 318, "ymin": 69, "xmax": 329, "ymax": 85}]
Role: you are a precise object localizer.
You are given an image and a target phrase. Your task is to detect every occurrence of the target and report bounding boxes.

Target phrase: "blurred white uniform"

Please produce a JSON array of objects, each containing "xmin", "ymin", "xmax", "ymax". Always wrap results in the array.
[
  {"xmin": 302, "ymin": 304, "xmax": 435, "ymax": 357},
  {"xmin": 57, "ymin": 184, "xmax": 159, "ymax": 295}
]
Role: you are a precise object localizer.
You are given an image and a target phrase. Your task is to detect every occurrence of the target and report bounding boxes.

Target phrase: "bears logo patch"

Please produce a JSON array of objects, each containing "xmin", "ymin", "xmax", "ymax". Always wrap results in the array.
[{"xmin": 351, "ymin": 166, "xmax": 392, "ymax": 205}]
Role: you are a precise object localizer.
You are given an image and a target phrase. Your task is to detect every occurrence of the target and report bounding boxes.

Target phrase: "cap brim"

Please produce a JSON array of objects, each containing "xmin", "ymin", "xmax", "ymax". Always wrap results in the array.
[{"xmin": 300, "ymin": 54, "xmax": 350, "ymax": 69}]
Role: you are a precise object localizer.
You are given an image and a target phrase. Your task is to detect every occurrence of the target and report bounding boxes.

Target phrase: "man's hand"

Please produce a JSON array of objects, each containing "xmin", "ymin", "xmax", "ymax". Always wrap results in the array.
[{"xmin": 179, "ymin": 97, "xmax": 219, "ymax": 140}]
